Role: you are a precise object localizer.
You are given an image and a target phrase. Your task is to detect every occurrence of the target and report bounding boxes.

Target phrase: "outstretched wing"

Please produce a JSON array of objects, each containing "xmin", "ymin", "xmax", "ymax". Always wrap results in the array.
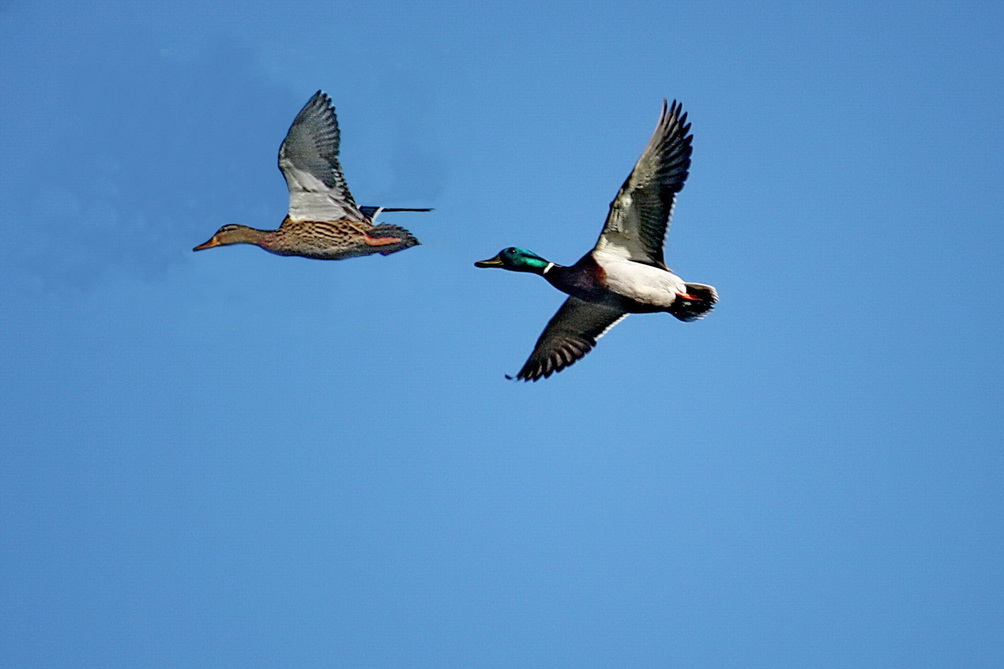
[
  {"xmin": 510, "ymin": 297, "xmax": 627, "ymax": 381},
  {"xmin": 278, "ymin": 91, "xmax": 365, "ymax": 223},
  {"xmin": 594, "ymin": 100, "xmax": 693, "ymax": 268}
]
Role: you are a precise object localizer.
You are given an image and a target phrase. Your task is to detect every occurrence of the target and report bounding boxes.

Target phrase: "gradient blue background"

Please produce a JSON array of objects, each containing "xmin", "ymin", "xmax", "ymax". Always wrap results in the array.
[{"xmin": 2, "ymin": 1, "xmax": 1002, "ymax": 666}]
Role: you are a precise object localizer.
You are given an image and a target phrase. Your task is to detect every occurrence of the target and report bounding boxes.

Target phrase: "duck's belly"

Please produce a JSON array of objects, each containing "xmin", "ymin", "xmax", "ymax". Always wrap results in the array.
[{"xmin": 595, "ymin": 254, "xmax": 686, "ymax": 311}]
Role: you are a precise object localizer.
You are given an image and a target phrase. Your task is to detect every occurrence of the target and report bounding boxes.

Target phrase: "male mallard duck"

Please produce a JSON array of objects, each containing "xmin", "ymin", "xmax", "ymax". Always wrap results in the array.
[
  {"xmin": 194, "ymin": 91, "xmax": 430, "ymax": 259},
  {"xmin": 476, "ymin": 100, "xmax": 717, "ymax": 381}
]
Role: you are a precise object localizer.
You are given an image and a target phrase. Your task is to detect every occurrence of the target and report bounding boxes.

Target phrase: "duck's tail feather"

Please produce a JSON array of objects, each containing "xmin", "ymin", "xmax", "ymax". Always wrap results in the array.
[
  {"xmin": 366, "ymin": 224, "xmax": 420, "ymax": 255},
  {"xmin": 668, "ymin": 283, "xmax": 718, "ymax": 322},
  {"xmin": 360, "ymin": 206, "xmax": 434, "ymax": 219}
]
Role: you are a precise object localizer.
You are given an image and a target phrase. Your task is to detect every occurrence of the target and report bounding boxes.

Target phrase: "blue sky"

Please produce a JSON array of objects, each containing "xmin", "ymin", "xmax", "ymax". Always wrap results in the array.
[{"xmin": 2, "ymin": 1, "xmax": 1002, "ymax": 666}]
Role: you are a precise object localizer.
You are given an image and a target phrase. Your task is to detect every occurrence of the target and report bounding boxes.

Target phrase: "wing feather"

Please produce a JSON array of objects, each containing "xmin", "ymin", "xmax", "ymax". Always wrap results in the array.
[
  {"xmin": 594, "ymin": 100, "xmax": 693, "ymax": 268},
  {"xmin": 511, "ymin": 297, "xmax": 627, "ymax": 381},
  {"xmin": 278, "ymin": 91, "xmax": 365, "ymax": 223}
]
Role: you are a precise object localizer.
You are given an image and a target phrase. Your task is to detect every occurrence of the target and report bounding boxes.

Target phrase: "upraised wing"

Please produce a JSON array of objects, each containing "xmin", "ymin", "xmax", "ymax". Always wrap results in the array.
[
  {"xmin": 594, "ymin": 100, "xmax": 693, "ymax": 268},
  {"xmin": 510, "ymin": 297, "xmax": 627, "ymax": 381},
  {"xmin": 278, "ymin": 91, "xmax": 365, "ymax": 223}
]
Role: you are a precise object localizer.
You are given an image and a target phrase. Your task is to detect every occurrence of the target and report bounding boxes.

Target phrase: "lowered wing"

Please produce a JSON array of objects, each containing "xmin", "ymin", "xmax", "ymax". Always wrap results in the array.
[{"xmin": 510, "ymin": 297, "xmax": 627, "ymax": 381}]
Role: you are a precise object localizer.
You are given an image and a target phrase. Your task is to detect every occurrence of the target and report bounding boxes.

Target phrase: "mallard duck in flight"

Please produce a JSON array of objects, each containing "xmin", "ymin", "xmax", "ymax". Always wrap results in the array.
[
  {"xmin": 194, "ymin": 91, "xmax": 430, "ymax": 259},
  {"xmin": 475, "ymin": 100, "xmax": 717, "ymax": 381}
]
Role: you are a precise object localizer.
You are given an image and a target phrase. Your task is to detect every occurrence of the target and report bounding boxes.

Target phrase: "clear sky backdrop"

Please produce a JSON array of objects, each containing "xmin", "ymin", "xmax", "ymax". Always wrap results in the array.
[{"xmin": 2, "ymin": 1, "xmax": 1003, "ymax": 666}]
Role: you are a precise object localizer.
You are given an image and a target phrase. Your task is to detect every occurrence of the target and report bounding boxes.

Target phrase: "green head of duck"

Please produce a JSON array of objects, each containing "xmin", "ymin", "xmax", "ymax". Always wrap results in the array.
[{"xmin": 475, "ymin": 247, "xmax": 550, "ymax": 274}]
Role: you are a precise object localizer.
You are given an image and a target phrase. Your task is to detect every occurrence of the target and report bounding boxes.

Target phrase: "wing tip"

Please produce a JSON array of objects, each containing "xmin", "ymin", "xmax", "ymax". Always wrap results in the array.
[
  {"xmin": 506, "ymin": 371, "xmax": 540, "ymax": 382},
  {"xmin": 306, "ymin": 89, "xmax": 330, "ymax": 107},
  {"xmin": 506, "ymin": 364, "xmax": 553, "ymax": 382}
]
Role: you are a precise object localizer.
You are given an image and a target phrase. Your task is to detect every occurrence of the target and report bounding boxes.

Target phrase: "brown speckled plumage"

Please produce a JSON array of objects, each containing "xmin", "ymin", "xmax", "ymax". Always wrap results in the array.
[
  {"xmin": 198, "ymin": 217, "xmax": 419, "ymax": 260},
  {"xmin": 193, "ymin": 91, "xmax": 429, "ymax": 260}
]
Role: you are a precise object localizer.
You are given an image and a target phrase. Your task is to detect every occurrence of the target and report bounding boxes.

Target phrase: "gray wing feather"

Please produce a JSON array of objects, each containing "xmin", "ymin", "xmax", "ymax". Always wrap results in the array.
[
  {"xmin": 594, "ymin": 100, "xmax": 693, "ymax": 268},
  {"xmin": 511, "ymin": 297, "xmax": 627, "ymax": 381},
  {"xmin": 278, "ymin": 91, "xmax": 365, "ymax": 222}
]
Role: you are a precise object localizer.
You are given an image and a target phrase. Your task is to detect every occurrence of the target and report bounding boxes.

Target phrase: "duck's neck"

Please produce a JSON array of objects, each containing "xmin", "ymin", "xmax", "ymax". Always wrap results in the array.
[
  {"xmin": 221, "ymin": 225, "xmax": 274, "ymax": 248},
  {"xmin": 515, "ymin": 256, "xmax": 556, "ymax": 276},
  {"xmin": 527, "ymin": 260, "xmax": 564, "ymax": 290}
]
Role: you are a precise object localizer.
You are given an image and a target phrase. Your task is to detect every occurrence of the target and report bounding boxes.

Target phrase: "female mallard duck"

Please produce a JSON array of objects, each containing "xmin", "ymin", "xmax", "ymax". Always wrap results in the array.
[
  {"xmin": 194, "ymin": 91, "xmax": 430, "ymax": 259},
  {"xmin": 475, "ymin": 100, "xmax": 717, "ymax": 381}
]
